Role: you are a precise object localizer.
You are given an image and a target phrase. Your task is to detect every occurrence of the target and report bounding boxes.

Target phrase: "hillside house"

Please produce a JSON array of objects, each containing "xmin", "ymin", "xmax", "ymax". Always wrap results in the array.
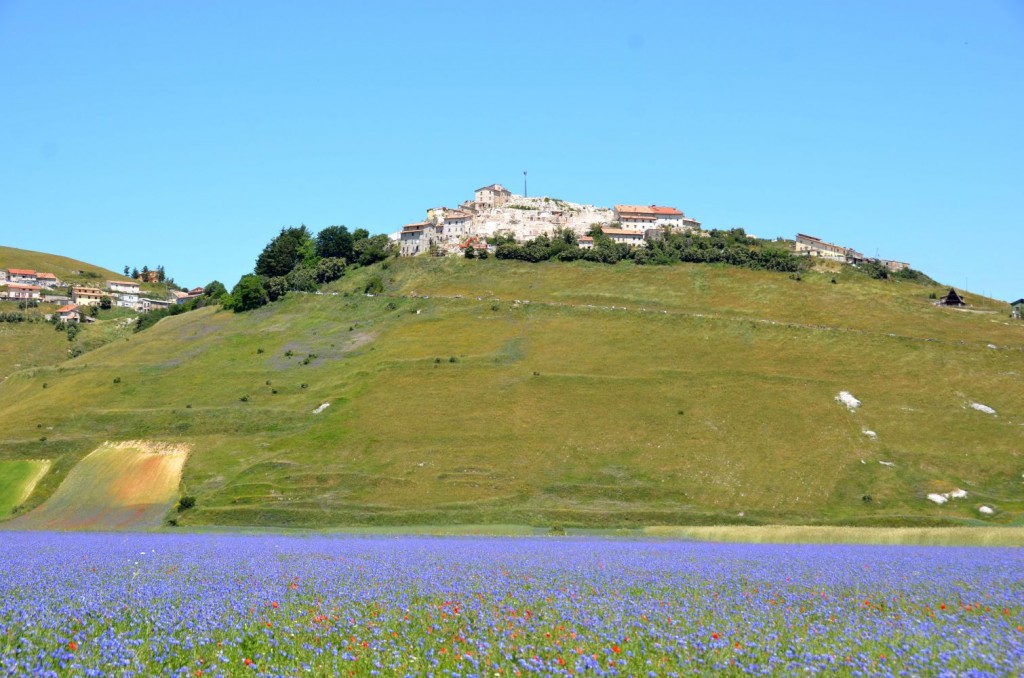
[
  {"xmin": 474, "ymin": 184, "xmax": 512, "ymax": 210},
  {"xmin": 399, "ymin": 222, "xmax": 441, "ymax": 257},
  {"xmin": 107, "ymin": 280, "xmax": 140, "ymax": 294},
  {"xmin": 794, "ymin": 234, "xmax": 864, "ymax": 264},
  {"xmin": 578, "ymin": 236, "xmax": 594, "ymax": 250},
  {"xmin": 72, "ymin": 286, "xmax": 104, "ymax": 306},
  {"xmin": 6, "ymin": 283, "xmax": 41, "ymax": 300},
  {"xmin": 57, "ymin": 304, "xmax": 81, "ymax": 323},
  {"xmin": 441, "ymin": 210, "xmax": 474, "ymax": 240},
  {"xmin": 880, "ymin": 259, "xmax": 910, "ymax": 273},
  {"xmin": 939, "ymin": 288, "xmax": 966, "ymax": 306},
  {"xmin": 614, "ymin": 205, "xmax": 699, "ymax": 232},
  {"xmin": 7, "ymin": 268, "xmax": 38, "ymax": 284},
  {"xmin": 36, "ymin": 272, "xmax": 60, "ymax": 288},
  {"xmin": 139, "ymin": 297, "xmax": 171, "ymax": 313},
  {"xmin": 1011, "ymin": 299, "xmax": 1023, "ymax": 319},
  {"xmin": 602, "ymin": 228, "xmax": 646, "ymax": 247}
]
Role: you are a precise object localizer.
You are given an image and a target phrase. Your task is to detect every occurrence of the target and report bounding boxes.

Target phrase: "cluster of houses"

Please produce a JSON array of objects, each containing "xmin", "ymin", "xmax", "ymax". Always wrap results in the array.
[
  {"xmin": 0, "ymin": 267, "xmax": 204, "ymax": 323},
  {"xmin": 397, "ymin": 184, "xmax": 703, "ymax": 257},
  {"xmin": 794, "ymin": 233, "xmax": 910, "ymax": 273}
]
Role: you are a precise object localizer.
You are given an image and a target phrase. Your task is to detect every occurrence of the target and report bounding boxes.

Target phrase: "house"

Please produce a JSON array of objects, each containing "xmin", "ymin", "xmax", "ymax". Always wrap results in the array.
[
  {"xmin": 578, "ymin": 236, "xmax": 595, "ymax": 250},
  {"xmin": 939, "ymin": 288, "xmax": 966, "ymax": 307},
  {"xmin": 880, "ymin": 260, "xmax": 910, "ymax": 273},
  {"xmin": 441, "ymin": 210, "xmax": 474, "ymax": 240},
  {"xmin": 794, "ymin": 234, "xmax": 864, "ymax": 264},
  {"xmin": 613, "ymin": 205, "xmax": 700, "ymax": 231},
  {"xmin": 601, "ymin": 228, "xmax": 646, "ymax": 247},
  {"xmin": 7, "ymin": 268, "xmax": 38, "ymax": 284},
  {"xmin": 36, "ymin": 272, "xmax": 60, "ymax": 289},
  {"xmin": 57, "ymin": 304, "xmax": 81, "ymax": 323},
  {"xmin": 137, "ymin": 270, "xmax": 160, "ymax": 283},
  {"xmin": 139, "ymin": 297, "xmax": 171, "ymax": 313},
  {"xmin": 107, "ymin": 280, "xmax": 140, "ymax": 294},
  {"xmin": 399, "ymin": 221, "xmax": 441, "ymax": 257},
  {"xmin": 474, "ymin": 184, "xmax": 512, "ymax": 210},
  {"xmin": 72, "ymin": 286, "xmax": 104, "ymax": 306},
  {"xmin": 1010, "ymin": 299, "xmax": 1023, "ymax": 319},
  {"xmin": 6, "ymin": 283, "xmax": 41, "ymax": 300}
]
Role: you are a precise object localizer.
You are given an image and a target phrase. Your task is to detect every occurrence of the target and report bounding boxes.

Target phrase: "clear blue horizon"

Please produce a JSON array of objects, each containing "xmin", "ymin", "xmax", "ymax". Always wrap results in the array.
[{"xmin": 1, "ymin": 1, "xmax": 1021, "ymax": 300}]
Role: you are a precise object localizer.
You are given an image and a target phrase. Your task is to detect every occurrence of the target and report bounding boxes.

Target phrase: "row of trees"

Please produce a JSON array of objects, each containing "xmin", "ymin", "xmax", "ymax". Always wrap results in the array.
[
  {"xmin": 224, "ymin": 225, "xmax": 395, "ymax": 312},
  {"xmin": 492, "ymin": 227, "xmax": 808, "ymax": 273},
  {"xmin": 134, "ymin": 282, "xmax": 226, "ymax": 332}
]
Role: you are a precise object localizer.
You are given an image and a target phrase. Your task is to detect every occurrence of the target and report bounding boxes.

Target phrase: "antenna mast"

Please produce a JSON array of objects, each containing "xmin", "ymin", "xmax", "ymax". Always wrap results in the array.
[{"xmin": 523, "ymin": 171, "xmax": 528, "ymax": 197}]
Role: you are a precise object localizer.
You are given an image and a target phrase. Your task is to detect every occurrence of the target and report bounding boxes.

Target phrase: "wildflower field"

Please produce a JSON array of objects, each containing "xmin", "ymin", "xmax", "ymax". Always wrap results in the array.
[{"xmin": 1, "ymin": 533, "xmax": 1021, "ymax": 676}]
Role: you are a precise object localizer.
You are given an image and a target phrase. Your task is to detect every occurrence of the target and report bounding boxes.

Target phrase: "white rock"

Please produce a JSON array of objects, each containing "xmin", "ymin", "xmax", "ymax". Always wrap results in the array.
[
  {"xmin": 948, "ymin": 489, "xmax": 968, "ymax": 499},
  {"xmin": 979, "ymin": 505, "xmax": 994, "ymax": 515},
  {"xmin": 836, "ymin": 391, "xmax": 861, "ymax": 410},
  {"xmin": 927, "ymin": 493, "xmax": 948, "ymax": 505},
  {"xmin": 987, "ymin": 344, "xmax": 998, "ymax": 349},
  {"xmin": 879, "ymin": 461, "xmax": 895, "ymax": 467},
  {"xmin": 970, "ymin": 402, "xmax": 996, "ymax": 414},
  {"xmin": 863, "ymin": 429, "xmax": 877, "ymax": 439},
  {"xmin": 312, "ymin": 403, "xmax": 330, "ymax": 414}
]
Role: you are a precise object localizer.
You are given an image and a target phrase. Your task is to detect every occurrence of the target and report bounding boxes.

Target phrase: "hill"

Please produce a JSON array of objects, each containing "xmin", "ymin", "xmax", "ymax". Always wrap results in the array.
[
  {"xmin": 0, "ymin": 246, "xmax": 148, "ymax": 379},
  {"xmin": 0, "ymin": 256, "xmax": 1021, "ymax": 529},
  {"xmin": 0, "ymin": 245, "xmax": 126, "ymax": 285}
]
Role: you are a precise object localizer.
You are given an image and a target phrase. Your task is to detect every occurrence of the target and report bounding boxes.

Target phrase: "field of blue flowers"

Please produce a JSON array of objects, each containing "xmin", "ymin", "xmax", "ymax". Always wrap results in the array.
[{"xmin": 0, "ymin": 532, "xmax": 1021, "ymax": 676}]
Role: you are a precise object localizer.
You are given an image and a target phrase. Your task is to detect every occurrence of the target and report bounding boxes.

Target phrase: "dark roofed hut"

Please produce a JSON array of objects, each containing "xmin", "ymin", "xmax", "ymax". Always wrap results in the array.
[
  {"xmin": 1011, "ymin": 299, "xmax": 1024, "ymax": 319},
  {"xmin": 940, "ymin": 288, "xmax": 966, "ymax": 306}
]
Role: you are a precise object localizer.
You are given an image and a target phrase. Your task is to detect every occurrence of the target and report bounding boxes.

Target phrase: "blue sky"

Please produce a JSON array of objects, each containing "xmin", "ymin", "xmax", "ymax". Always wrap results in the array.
[{"xmin": 1, "ymin": 1, "xmax": 1021, "ymax": 300}]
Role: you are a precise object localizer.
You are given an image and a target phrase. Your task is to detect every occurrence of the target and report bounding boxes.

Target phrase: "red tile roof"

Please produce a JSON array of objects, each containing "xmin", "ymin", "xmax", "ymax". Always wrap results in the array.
[
  {"xmin": 36, "ymin": 272, "xmax": 57, "ymax": 279},
  {"xmin": 7, "ymin": 268, "xmax": 36, "ymax": 276},
  {"xmin": 615, "ymin": 204, "xmax": 684, "ymax": 217},
  {"xmin": 57, "ymin": 304, "xmax": 79, "ymax": 313},
  {"xmin": 8, "ymin": 283, "xmax": 42, "ymax": 290}
]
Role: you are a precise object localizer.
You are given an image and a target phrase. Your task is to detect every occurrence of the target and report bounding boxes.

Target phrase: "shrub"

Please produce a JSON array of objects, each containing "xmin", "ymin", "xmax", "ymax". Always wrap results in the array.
[
  {"xmin": 364, "ymin": 276, "xmax": 385, "ymax": 295},
  {"xmin": 177, "ymin": 495, "xmax": 196, "ymax": 511}
]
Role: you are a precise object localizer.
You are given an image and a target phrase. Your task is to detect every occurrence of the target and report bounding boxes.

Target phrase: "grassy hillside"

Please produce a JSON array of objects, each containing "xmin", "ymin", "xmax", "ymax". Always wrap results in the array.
[
  {"xmin": 0, "ymin": 245, "xmax": 125, "ymax": 284},
  {"xmin": 0, "ymin": 257, "xmax": 1021, "ymax": 529}
]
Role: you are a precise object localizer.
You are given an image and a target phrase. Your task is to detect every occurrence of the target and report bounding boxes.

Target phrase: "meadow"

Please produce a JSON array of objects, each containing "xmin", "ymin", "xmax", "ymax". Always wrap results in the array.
[
  {"xmin": 0, "ymin": 532, "xmax": 1021, "ymax": 676},
  {"xmin": 1, "ymin": 257, "xmax": 1022, "ymax": 529}
]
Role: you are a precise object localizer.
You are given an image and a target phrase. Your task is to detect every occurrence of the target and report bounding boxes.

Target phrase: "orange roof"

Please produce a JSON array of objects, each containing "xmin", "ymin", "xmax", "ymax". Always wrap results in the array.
[
  {"xmin": 73, "ymin": 287, "xmax": 103, "ymax": 294},
  {"xmin": 445, "ymin": 211, "xmax": 472, "ymax": 220},
  {"xmin": 602, "ymin": 228, "xmax": 645, "ymax": 236},
  {"xmin": 8, "ymin": 283, "xmax": 42, "ymax": 290},
  {"xmin": 615, "ymin": 204, "xmax": 684, "ymax": 217},
  {"xmin": 57, "ymin": 304, "xmax": 79, "ymax": 313},
  {"xmin": 108, "ymin": 279, "xmax": 139, "ymax": 286},
  {"xmin": 37, "ymin": 272, "xmax": 57, "ymax": 279},
  {"xmin": 579, "ymin": 236, "xmax": 594, "ymax": 242},
  {"xmin": 7, "ymin": 268, "xmax": 36, "ymax": 276}
]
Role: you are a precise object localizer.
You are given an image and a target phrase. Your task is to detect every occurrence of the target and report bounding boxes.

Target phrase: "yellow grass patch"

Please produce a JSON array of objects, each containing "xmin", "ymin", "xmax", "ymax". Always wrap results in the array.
[{"xmin": 10, "ymin": 441, "xmax": 189, "ymax": 531}]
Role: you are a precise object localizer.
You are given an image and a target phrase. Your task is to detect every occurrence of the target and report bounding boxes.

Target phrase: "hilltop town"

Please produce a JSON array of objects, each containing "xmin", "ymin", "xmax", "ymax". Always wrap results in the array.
[
  {"xmin": 397, "ymin": 184, "xmax": 702, "ymax": 257},
  {"xmin": 394, "ymin": 184, "xmax": 916, "ymax": 277}
]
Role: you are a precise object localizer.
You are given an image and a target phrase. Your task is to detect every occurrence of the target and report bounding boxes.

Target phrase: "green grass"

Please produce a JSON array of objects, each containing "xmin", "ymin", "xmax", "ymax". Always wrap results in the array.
[
  {"xmin": 0, "ymin": 459, "xmax": 50, "ymax": 516},
  {"xmin": 0, "ymin": 245, "xmax": 125, "ymax": 285},
  {"xmin": 0, "ymin": 257, "xmax": 1022, "ymax": 529}
]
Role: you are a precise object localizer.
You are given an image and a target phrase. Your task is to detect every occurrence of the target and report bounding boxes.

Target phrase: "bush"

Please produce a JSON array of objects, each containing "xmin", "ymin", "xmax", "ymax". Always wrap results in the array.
[
  {"xmin": 364, "ymin": 276, "xmax": 384, "ymax": 295},
  {"xmin": 177, "ymin": 495, "xmax": 196, "ymax": 511}
]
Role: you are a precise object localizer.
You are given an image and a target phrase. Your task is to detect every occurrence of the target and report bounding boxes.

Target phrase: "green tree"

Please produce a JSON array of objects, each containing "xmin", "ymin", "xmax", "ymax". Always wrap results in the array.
[
  {"xmin": 203, "ymin": 280, "xmax": 227, "ymax": 298},
  {"xmin": 352, "ymin": 228, "xmax": 370, "ymax": 242},
  {"xmin": 353, "ymin": 234, "xmax": 394, "ymax": 266},
  {"xmin": 229, "ymin": 274, "xmax": 270, "ymax": 312},
  {"xmin": 99, "ymin": 296, "xmax": 112, "ymax": 310},
  {"xmin": 123, "ymin": 265, "xmax": 130, "ymax": 276},
  {"xmin": 316, "ymin": 225, "xmax": 354, "ymax": 262},
  {"xmin": 254, "ymin": 226, "xmax": 313, "ymax": 277},
  {"xmin": 131, "ymin": 267, "xmax": 139, "ymax": 279}
]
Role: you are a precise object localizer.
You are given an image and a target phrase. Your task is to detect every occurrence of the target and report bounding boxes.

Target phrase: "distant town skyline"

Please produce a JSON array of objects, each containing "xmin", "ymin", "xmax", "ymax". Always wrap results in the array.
[{"xmin": 1, "ymin": 1, "xmax": 1021, "ymax": 300}]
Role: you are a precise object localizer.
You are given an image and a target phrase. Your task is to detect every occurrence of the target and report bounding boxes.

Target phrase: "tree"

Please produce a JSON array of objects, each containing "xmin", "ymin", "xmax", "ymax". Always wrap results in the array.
[
  {"xmin": 464, "ymin": 245, "xmax": 476, "ymax": 259},
  {"xmin": 99, "ymin": 296, "xmax": 112, "ymax": 310},
  {"xmin": 352, "ymin": 228, "xmax": 370, "ymax": 242},
  {"xmin": 314, "ymin": 257, "xmax": 345, "ymax": 283},
  {"xmin": 131, "ymin": 267, "xmax": 139, "ymax": 279},
  {"xmin": 255, "ymin": 226, "xmax": 314, "ymax": 277},
  {"xmin": 229, "ymin": 274, "xmax": 270, "ymax": 312},
  {"xmin": 316, "ymin": 225, "xmax": 354, "ymax": 262},
  {"xmin": 203, "ymin": 280, "xmax": 227, "ymax": 298},
  {"xmin": 123, "ymin": 266, "xmax": 130, "ymax": 276},
  {"xmin": 353, "ymin": 234, "xmax": 394, "ymax": 266},
  {"xmin": 156, "ymin": 265, "xmax": 166, "ymax": 283}
]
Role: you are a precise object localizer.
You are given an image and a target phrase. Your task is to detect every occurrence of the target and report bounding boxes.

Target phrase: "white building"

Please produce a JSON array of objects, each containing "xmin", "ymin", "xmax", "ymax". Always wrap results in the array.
[
  {"xmin": 7, "ymin": 268, "xmax": 38, "ymax": 284},
  {"xmin": 6, "ymin": 283, "xmax": 41, "ymax": 300},
  {"xmin": 36, "ymin": 272, "xmax": 60, "ymax": 289},
  {"xmin": 614, "ymin": 205, "xmax": 699, "ymax": 231},
  {"xmin": 108, "ymin": 280, "xmax": 140, "ymax": 294},
  {"xmin": 602, "ymin": 228, "xmax": 646, "ymax": 247},
  {"xmin": 474, "ymin": 184, "xmax": 512, "ymax": 209},
  {"xmin": 72, "ymin": 286, "xmax": 104, "ymax": 306},
  {"xmin": 399, "ymin": 222, "xmax": 441, "ymax": 257}
]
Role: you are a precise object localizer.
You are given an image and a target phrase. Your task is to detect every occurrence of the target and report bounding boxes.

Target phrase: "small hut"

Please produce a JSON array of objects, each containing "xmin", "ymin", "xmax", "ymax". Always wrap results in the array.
[
  {"xmin": 940, "ymin": 288, "xmax": 966, "ymax": 306},
  {"xmin": 1011, "ymin": 298, "xmax": 1024, "ymax": 319}
]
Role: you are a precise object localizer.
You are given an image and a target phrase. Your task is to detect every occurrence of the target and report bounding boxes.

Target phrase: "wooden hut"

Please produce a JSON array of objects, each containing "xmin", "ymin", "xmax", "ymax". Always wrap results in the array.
[{"xmin": 940, "ymin": 288, "xmax": 966, "ymax": 306}]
